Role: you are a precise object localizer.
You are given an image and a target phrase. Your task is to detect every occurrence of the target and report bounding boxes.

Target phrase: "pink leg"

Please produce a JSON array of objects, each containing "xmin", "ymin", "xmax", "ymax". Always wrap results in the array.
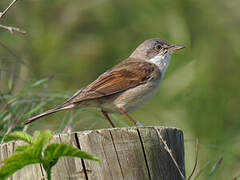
[
  {"xmin": 101, "ymin": 109, "xmax": 115, "ymax": 128},
  {"xmin": 118, "ymin": 107, "xmax": 143, "ymax": 126}
]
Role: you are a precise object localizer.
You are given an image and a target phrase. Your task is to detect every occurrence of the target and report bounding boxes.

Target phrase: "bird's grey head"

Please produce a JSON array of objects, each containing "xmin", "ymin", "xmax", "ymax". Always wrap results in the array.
[{"xmin": 130, "ymin": 38, "xmax": 185, "ymax": 73}]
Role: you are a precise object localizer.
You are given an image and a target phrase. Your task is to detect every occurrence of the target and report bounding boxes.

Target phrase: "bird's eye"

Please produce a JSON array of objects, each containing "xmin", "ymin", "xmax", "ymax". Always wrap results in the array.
[{"xmin": 155, "ymin": 45, "xmax": 162, "ymax": 51}]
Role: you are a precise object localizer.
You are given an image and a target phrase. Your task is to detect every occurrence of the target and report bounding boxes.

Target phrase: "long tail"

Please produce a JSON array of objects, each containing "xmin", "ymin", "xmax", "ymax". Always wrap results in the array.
[{"xmin": 24, "ymin": 104, "xmax": 74, "ymax": 125}]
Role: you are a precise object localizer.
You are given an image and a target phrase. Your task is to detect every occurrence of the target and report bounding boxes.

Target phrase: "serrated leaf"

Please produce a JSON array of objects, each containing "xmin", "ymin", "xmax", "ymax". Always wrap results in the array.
[
  {"xmin": 43, "ymin": 143, "xmax": 101, "ymax": 170},
  {"xmin": 15, "ymin": 145, "xmax": 31, "ymax": 153},
  {"xmin": 0, "ymin": 146, "xmax": 41, "ymax": 180},
  {"xmin": 4, "ymin": 131, "xmax": 34, "ymax": 144}
]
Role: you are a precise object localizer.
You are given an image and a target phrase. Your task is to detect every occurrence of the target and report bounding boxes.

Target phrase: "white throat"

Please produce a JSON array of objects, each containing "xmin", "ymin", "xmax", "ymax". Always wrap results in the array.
[{"xmin": 149, "ymin": 53, "xmax": 171, "ymax": 74}]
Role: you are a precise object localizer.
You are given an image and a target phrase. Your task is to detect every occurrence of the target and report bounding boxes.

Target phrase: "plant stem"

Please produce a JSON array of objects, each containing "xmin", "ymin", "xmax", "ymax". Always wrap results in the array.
[{"xmin": 46, "ymin": 168, "xmax": 52, "ymax": 180}]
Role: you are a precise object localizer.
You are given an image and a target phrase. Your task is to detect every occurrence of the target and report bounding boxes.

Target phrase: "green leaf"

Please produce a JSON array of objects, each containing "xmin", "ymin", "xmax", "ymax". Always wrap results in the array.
[
  {"xmin": 43, "ymin": 143, "xmax": 101, "ymax": 170},
  {"xmin": 0, "ymin": 130, "xmax": 53, "ymax": 180},
  {"xmin": 0, "ymin": 146, "xmax": 41, "ymax": 180},
  {"xmin": 15, "ymin": 145, "xmax": 31, "ymax": 153},
  {"xmin": 32, "ymin": 130, "xmax": 52, "ymax": 159},
  {"xmin": 4, "ymin": 131, "xmax": 34, "ymax": 144}
]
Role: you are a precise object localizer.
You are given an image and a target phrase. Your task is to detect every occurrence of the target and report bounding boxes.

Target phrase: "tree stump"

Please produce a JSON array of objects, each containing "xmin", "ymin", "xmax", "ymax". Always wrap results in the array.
[{"xmin": 0, "ymin": 126, "xmax": 185, "ymax": 180}]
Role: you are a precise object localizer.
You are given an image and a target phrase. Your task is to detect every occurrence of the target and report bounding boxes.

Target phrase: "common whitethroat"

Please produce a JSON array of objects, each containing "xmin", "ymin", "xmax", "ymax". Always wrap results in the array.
[{"xmin": 24, "ymin": 38, "xmax": 185, "ymax": 127}]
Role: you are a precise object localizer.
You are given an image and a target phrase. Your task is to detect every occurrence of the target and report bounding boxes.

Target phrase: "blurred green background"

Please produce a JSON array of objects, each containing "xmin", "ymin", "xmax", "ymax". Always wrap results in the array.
[{"xmin": 1, "ymin": 0, "xmax": 240, "ymax": 179}]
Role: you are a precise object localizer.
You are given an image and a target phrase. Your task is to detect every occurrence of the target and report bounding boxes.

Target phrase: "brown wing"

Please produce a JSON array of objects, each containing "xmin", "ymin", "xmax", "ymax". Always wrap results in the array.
[{"xmin": 64, "ymin": 59, "xmax": 161, "ymax": 105}]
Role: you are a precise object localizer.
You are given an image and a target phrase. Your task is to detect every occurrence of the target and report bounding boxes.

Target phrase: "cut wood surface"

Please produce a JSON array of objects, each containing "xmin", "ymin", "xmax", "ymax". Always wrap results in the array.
[{"xmin": 0, "ymin": 126, "xmax": 185, "ymax": 180}]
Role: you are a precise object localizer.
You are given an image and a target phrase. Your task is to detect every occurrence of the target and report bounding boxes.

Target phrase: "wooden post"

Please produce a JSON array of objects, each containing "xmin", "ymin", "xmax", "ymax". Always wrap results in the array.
[{"xmin": 0, "ymin": 126, "xmax": 185, "ymax": 180}]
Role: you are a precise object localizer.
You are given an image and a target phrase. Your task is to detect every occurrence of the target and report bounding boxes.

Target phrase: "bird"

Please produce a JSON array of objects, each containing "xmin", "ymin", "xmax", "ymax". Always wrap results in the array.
[{"xmin": 24, "ymin": 38, "xmax": 185, "ymax": 127}]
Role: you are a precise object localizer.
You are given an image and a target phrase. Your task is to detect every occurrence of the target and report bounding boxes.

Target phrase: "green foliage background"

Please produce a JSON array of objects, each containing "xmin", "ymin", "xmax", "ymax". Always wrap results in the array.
[{"xmin": 0, "ymin": 0, "xmax": 240, "ymax": 179}]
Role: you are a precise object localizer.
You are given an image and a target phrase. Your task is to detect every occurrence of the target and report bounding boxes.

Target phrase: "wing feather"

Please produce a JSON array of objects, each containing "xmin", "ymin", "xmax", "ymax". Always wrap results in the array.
[{"xmin": 65, "ymin": 59, "xmax": 161, "ymax": 105}]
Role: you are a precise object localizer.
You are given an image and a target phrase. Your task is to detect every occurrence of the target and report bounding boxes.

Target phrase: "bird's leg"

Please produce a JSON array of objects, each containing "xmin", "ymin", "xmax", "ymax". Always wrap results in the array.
[
  {"xmin": 101, "ymin": 109, "xmax": 115, "ymax": 128},
  {"xmin": 118, "ymin": 107, "xmax": 143, "ymax": 127}
]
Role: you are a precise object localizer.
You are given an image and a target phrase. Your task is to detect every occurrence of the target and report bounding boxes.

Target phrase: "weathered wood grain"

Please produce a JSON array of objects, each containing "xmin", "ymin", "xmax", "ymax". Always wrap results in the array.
[
  {"xmin": 138, "ymin": 127, "xmax": 185, "ymax": 180},
  {"xmin": 76, "ymin": 129, "xmax": 124, "ymax": 180},
  {"xmin": 109, "ymin": 127, "xmax": 150, "ymax": 180},
  {"xmin": 0, "ymin": 126, "xmax": 185, "ymax": 180},
  {"xmin": 48, "ymin": 133, "xmax": 85, "ymax": 180}
]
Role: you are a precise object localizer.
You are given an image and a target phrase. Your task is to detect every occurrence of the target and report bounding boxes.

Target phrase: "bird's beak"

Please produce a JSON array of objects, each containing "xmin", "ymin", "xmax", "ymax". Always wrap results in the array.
[{"xmin": 169, "ymin": 44, "xmax": 185, "ymax": 51}]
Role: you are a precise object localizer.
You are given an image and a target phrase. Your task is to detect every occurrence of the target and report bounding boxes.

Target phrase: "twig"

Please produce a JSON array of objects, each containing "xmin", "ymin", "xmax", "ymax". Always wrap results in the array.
[
  {"xmin": 154, "ymin": 127, "xmax": 185, "ymax": 180},
  {"xmin": 0, "ymin": 0, "xmax": 26, "ymax": 34},
  {"xmin": 188, "ymin": 139, "xmax": 199, "ymax": 180},
  {"xmin": 0, "ymin": 24, "xmax": 26, "ymax": 34},
  {"xmin": 0, "ymin": 0, "xmax": 18, "ymax": 19}
]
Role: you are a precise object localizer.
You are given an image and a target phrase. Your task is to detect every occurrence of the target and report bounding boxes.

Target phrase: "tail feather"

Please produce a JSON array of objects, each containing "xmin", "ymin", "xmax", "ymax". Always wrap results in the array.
[{"xmin": 24, "ymin": 104, "xmax": 74, "ymax": 125}]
